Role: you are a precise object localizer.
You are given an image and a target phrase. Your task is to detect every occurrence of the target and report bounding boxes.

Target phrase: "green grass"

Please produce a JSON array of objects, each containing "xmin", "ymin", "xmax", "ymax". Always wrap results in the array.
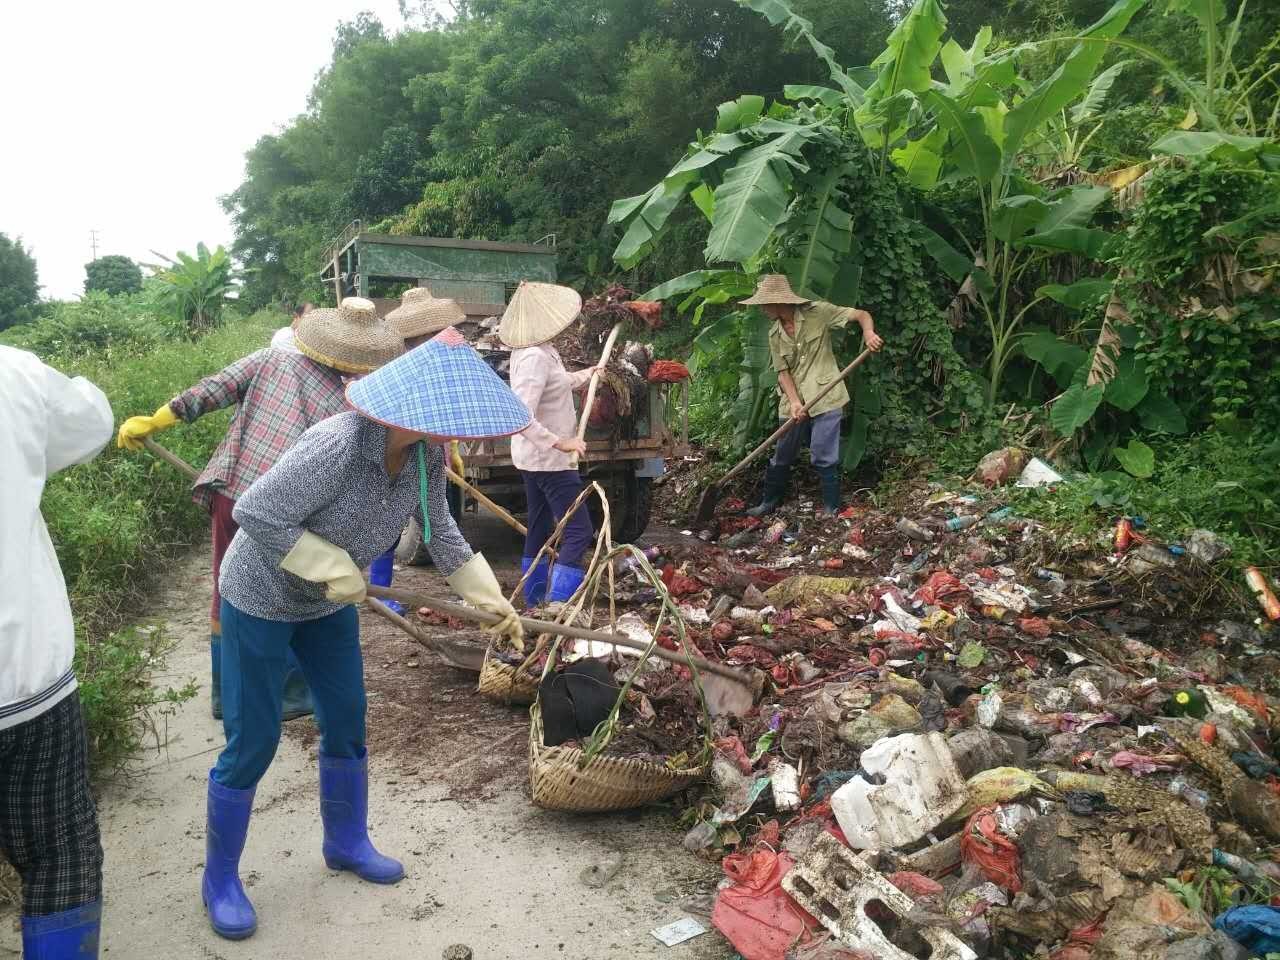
[{"xmin": 6, "ymin": 306, "xmax": 281, "ymax": 771}]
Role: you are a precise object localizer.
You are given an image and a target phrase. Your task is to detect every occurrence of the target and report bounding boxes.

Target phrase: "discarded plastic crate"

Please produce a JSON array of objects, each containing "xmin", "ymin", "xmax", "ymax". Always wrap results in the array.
[{"xmin": 782, "ymin": 833, "xmax": 978, "ymax": 960}]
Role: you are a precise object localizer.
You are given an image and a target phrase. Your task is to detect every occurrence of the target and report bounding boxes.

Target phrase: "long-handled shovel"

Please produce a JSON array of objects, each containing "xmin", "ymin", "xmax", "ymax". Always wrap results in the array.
[
  {"xmin": 692, "ymin": 348, "xmax": 874, "ymax": 525},
  {"xmin": 143, "ymin": 440, "xmax": 755, "ymax": 712},
  {"xmin": 142, "ymin": 439, "xmax": 483, "ymax": 662}
]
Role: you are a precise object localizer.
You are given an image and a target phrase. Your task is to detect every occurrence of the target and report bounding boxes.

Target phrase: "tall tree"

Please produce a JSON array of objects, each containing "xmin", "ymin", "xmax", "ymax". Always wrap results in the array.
[
  {"xmin": 84, "ymin": 255, "xmax": 143, "ymax": 296},
  {"xmin": 0, "ymin": 233, "xmax": 39, "ymax": 330}
]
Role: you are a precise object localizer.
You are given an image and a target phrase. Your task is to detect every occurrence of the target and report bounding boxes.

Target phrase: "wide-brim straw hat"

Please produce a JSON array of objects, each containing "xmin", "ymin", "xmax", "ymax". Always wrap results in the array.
[
  {"xmin": 739, "ymin": 274, "xmax": 810, "ymax": 306},
  {"xmin": 387, "ymin": 288, "xmax": 466, "ymax": 340},
  {"xmin": 295, "ymin": 297, "xmax": 404, "ymax": 374},
  {"xmin": 499, "ymin": 281, "xmax": 582, "ymax": 348},
  {"xmin": 346, "ymin": 327, "xmax": 532, "ymax": 440}
]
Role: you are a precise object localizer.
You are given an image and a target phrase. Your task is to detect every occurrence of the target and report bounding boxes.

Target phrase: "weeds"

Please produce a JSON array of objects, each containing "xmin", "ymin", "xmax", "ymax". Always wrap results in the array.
[{"xmin": 5, "ymin": 303, "xmax": 281, "ymax": 773}]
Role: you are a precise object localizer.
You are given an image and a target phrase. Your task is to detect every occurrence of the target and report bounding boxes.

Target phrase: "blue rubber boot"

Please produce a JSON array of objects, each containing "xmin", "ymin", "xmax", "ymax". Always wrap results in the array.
[
  {"xmin": 547, "ymin": 564, "xmax": 586, "ymax": 604},
  {"xmin": 368, "ymin": 549, "xmax": 404, "ymax": 615},
  {"xmin": 281, "ymin": 645, "xmax": 314, "ymax": 722},
  {"xmin": 319, "ymin": 753, "xmax": 404, "ymax": 884},
  {"xmin": 202, "ymin": 774, "xmax": 257, "ymax": 940},
  {"xmin": 210, "ymin": 634, "xmax": 223, "ymax": 720},
  {"xmin": 520, "ymin": 555, "xmax": 550, "ymax": 606},
  {"xmin": 21, "ymin": 901, "xmax": 101, "ymax": 958}
]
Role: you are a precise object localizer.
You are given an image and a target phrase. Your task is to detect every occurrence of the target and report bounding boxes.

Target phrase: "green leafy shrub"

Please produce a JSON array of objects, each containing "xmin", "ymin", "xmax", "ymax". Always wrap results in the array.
[
  {"xmin": 1120, "ymin": 160, "xmax": 1280, "ymax": 430},
  {"xmin": 15, "ymin": 308, "xmax": 280, "ymax": 771},
  {"xmin": 0, "ymin": 292, "xmax": 167, "ymax": 358}
]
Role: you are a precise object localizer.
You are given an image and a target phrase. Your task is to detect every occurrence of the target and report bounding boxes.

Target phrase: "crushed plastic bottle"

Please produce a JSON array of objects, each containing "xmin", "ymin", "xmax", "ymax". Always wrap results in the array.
[{"xmin": 1169, "ymin": 775, "xmax": 1211, "ymax": 810}]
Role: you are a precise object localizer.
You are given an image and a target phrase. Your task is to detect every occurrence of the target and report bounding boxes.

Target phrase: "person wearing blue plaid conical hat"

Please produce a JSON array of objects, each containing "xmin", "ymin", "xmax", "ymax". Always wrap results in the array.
[{"xmin": 198, "ymin": 327, "xmax": 529, "ymax": 941}]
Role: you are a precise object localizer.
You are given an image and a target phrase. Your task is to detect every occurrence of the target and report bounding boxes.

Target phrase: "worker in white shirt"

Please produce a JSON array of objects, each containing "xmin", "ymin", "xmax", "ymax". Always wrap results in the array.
[
  {"xmin": 269, "ymin": 302, "xmax": 313, "ymax": 354},
  {"xmin": 0, "ymin": 345, "xmax": 115, "ymax": 958}
]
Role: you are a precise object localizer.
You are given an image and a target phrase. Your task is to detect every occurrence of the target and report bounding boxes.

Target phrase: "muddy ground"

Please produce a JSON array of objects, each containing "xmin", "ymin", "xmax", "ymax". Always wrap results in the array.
[{"xmin": 0, "ymin": 511, "xmax": 727, "ymax": 959}]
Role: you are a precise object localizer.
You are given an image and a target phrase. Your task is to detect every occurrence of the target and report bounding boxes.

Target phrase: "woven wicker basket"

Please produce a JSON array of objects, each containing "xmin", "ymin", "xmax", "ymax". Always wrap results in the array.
[
  {"xmin": 528, "ymin": 702, "xmax": 707, "ymax": 812},
  {"xmin": 477, "ymin": 647, "xmax": 539, "ymax": 705}
]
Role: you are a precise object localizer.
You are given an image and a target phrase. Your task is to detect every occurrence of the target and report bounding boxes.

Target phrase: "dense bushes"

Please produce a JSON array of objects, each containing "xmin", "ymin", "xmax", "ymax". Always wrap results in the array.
[{"xmin": 2, "ymin": 306, "xmax": 280, "ymax": 771}]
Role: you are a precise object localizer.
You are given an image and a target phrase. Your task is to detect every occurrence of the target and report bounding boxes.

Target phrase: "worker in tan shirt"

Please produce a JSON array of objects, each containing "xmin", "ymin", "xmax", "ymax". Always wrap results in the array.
[
  {"xmin": 500, "ymin": 282, "xmax": 602, "ymax": 605},
  {"xmin": 742, "ymin": 275, "xmax": 883, "ymax": 518}
]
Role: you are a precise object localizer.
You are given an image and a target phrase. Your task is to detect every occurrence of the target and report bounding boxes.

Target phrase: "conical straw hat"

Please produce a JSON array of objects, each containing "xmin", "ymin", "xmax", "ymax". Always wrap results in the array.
[
  {"xmin": 295, "ymin": 297, "xmax": 404, "ymax": 374},
  {"xmin": 739, "ymin": 274, "xmax": 810, "ymax": 306},
  {"xmin": 387, "ymin": 288, "xmax": 467, "ymax": 340},
  {"xmin": 346, "ymin": 327, "xmax": 532, "ymax": 440},
  {"xmin": 498, "ymin": 281, "xmax": 582, "ymax": 348}
]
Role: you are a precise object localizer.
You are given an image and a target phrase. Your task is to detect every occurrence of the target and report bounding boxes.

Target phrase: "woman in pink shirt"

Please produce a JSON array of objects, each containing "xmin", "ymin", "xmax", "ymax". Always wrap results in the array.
[{"xmin": 500, "ymin": 283, "xmax": 601, "ymax": 605}]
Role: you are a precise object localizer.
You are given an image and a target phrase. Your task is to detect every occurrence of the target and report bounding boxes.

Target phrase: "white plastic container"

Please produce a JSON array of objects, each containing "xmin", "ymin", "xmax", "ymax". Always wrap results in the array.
[{"xmin": 831, "ymin": 732, "xmax": 969, "ymax": 851}]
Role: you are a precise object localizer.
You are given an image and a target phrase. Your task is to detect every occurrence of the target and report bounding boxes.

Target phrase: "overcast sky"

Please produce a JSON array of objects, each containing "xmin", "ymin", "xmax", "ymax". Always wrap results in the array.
[{"xmin": 2, "ymin": 0, "xmax": 408, "ymax": 301}]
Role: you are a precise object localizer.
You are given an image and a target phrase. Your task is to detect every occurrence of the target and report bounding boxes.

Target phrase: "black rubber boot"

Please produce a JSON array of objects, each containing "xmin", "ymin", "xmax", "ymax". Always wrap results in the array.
[
  {"xmin": 745, "ymin": 464, "xmax": 791, "ymax": 518},
  {"xmin": 817, "ymin": 464, "xmax": 842, "ymax": 516}
]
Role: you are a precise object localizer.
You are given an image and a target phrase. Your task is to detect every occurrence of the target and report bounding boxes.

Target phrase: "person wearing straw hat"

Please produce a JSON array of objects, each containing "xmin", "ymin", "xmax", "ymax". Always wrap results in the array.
[
  {"xmin": 499, "ymin": 281, "xmax": 604, "ymax": 606},
  {"xmin": 201, "ymin": 327, "xmax": 527, "ymax": 940},
  {"xmin": 740, "ymin": 274, "xmax": 883, "ymax": 518},
  {"xmin": 116, "ymin": 297, "xmax": 403, "ymax": 724}
]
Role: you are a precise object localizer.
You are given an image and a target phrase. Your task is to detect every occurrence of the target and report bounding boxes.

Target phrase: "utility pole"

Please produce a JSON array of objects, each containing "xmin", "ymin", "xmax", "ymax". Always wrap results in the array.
[{"xmin": 89, "ymin": 229, "xmax": 100, "ymax": 262}]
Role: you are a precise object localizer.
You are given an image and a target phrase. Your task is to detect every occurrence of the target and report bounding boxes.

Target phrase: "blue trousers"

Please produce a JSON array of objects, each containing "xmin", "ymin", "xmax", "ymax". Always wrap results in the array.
[
  {"xmin": 213, "ymin": 601, "xmax": 366, "ymax": 790},
  {"xmin": 522, "ymin": 469, "xmax": 595, "ymax": 570},
  {"xmin": 770, "ymin": 409, "xmax": 842, "ymax": 469}
]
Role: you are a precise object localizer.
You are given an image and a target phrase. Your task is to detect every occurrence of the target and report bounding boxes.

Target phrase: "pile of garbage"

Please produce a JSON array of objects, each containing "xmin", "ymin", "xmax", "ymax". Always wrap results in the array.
[{"xmin": 592, "ymin": 449, "xmax": 1280, "ymax": 959}]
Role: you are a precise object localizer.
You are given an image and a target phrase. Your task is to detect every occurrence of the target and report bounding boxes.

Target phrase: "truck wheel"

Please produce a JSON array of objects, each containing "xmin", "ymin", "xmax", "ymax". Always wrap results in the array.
[{"xmin": 588, "ymin": 471, "xmax": 652, "ymax": 545}]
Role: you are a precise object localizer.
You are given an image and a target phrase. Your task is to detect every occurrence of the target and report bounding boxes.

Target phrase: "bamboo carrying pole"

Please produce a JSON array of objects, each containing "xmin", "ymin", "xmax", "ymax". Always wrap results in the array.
[
  {"xmin": 366, "ymin": 584, "xmax": 752, "ymax": 686},
  {"xmin": 693, "ymin": 347, "xmax": 874, "ymax": 523},
  {"xmin": 568, "ymin": 322, "xmax": 624, "ymax": 469}
]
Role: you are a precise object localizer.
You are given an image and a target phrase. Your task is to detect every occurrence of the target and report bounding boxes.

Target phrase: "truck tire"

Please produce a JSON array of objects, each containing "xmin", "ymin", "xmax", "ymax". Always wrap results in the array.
[{"xmin": 588, "ymin": 470, "xmax": 652, "ymax": 546}]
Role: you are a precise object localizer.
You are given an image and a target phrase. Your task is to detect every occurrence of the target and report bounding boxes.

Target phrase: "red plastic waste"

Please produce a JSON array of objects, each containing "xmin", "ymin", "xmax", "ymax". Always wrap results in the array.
[
  {"xmin": 888, "ymin": 871, "xmax": 945, "ymax": 899},
  {"xmin": 711, "ymin": 847, "xmax": 818, "ymax": 960},
  {"xmin": 914, "ymin": 571, "xmax": 971, "ymax": 609},
  {"xmin": 1017, "ymin": 617, "xmax": 1052, "ymax": 639},
  {"xmin": 960, "ymin": 806, "xmax": 1023, "ymax": 893},
  {"xmin": 715, "ymin": 736, "xmax": 753, "ymax": 775},
  {"xmin": 646, "ymin": 359, "xmax": 689, "ymax": 381}
]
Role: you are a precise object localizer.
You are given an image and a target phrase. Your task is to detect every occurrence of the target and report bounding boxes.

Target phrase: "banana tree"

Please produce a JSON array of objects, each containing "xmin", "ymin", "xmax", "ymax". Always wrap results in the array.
[{"xmin": 145, "ymin": 243, "xmax": 239, "ymax": 334}]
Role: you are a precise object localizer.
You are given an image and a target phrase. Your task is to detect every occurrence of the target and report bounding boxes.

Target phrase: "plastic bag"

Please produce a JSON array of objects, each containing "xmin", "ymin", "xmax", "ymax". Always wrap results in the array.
[
  {"xmin": 711, "ymin": 848, "xmax": 818, "ymax": 960},
  {"xmin": 960, "ymin": 806, "xmax": 1022, "ymax": 892},
  {"xmin": 1214, "ymin": 905, "xmax": 1280, "ymax": 955}
]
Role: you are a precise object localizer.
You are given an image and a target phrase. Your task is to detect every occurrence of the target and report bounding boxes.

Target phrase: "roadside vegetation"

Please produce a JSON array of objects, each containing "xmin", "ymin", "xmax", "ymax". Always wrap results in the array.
[{"xmin": 1, "ymin": 294, "xmax": 278, "ymax": 772}]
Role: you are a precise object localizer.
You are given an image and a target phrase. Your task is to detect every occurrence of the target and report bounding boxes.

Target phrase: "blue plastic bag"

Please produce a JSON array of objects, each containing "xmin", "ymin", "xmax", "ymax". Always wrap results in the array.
[{"xmin": 1215, "ymin": 905, "xmax": 1280, "ymax": 956}]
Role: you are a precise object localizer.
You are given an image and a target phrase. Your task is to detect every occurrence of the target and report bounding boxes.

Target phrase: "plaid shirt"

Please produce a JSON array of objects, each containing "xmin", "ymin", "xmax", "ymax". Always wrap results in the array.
[{"xmin": 169, "ymin": 349, "xmax": 348, "ymax": 509}]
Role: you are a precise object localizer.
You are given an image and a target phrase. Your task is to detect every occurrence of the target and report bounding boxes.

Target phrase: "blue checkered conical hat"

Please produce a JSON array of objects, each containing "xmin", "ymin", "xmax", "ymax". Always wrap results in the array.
[{"xmin": 345, "ymin": 327, "xmax": 532, "ymax": 440}]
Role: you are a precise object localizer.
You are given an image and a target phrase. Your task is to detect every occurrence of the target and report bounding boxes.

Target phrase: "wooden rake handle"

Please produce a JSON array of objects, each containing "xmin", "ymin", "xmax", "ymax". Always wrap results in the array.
[
  {"xmin": 365, "ymin": 584, "xmax": 752, "ymax": 687},
  {"xmin": 569, "ymin": 322, "xmax": 624, "ymax": 469},
  {"xmin": 718, "ymin": 347, "xmax": 873, "ymax": 489}
]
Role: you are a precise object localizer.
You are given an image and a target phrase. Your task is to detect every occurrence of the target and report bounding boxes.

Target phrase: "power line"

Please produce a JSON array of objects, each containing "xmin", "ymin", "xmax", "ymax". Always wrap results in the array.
[{"xmin": 89, "ymin": 229, "xmax": 100, "ymax": 262}]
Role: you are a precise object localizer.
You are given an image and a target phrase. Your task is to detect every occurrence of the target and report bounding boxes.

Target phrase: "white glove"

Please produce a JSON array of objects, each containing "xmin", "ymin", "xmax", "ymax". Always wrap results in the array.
[
  {"xmin": 280, "ymin": 531, "xmax": 367, "ymax": 604},
  {"xmin": 447, "ymin": 553, "xmax": 525, "ymax": 652}
]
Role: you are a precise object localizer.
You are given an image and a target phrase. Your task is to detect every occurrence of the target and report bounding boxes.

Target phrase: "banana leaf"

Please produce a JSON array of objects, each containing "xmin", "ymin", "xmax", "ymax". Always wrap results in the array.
[
  {"xmin": 1002, "ymin": 0, "xmax": 1147, "ymax": 165},
  {"xmin": 705, "ymin": 132, "xmax": 810, "ymax": 264},
  {"xmin": 780, "ymin": 166, "xmax": 854, "ymax": 298}
]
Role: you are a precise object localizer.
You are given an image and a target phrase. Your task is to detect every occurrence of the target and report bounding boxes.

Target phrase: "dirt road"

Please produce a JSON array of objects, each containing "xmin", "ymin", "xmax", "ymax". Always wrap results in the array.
[{"xmin": 0, "ymin": 514, "xmax": 726, "ymax": 959}]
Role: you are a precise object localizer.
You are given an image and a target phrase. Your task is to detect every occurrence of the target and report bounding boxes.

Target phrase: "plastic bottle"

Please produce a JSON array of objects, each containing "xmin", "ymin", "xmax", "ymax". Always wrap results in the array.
[
  {"xmin": 1169, "ymin": 776, "xmax": 1211, "ymax": 810},
  {"xmin": 945, "ymin": 515, "xmax": 980, "ymax": 532},
  {"xmin": 897, "ymin": 518, "xmax": 935, "ymax": 542}
]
